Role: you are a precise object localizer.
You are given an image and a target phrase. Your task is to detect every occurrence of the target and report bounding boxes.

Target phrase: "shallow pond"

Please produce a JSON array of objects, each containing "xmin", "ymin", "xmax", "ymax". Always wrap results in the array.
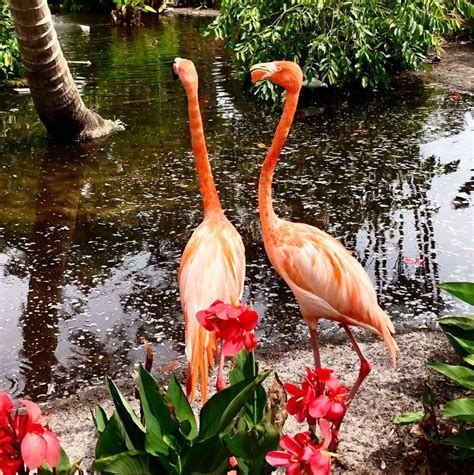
[{"xmin": 0, "ymin": 13, "xmax": 473, "ymax": 399}]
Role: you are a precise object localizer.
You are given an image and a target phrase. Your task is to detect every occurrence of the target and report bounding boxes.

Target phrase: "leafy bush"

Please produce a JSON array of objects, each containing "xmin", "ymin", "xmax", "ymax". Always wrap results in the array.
[
  {"xmin": 394, "ymin": 282, "xmax": 474, "ymax": 462},
  {"xmin": 91, "ymin": 352, "xmax": 278, "ymax": 474},
  {"xmin": 0, "ymin": 2, "xmax": 24, "ymax": 87},
  {"xmin": 208, "ymin": 0, "xmax": 461, "ymax": 100}
]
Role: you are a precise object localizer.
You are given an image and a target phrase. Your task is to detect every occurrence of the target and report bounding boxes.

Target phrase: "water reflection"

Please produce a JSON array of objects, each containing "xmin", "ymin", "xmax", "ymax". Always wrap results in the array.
[
  {"xmin": 0, "ymin": 14, "xmax": 473, "ymax": 398},
  {"xmin": 20, "ymin": 144, "xmax": 87, "ymax": 396}
]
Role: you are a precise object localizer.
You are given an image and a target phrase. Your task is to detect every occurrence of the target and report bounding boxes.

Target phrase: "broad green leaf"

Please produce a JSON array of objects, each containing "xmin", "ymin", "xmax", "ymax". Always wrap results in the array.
[
  {"xmin": 92, "ymin": 450, "xmax": 154, "ymax": 473},
  {"xmin": 222, "ymin": 424, "xmax": 279, "ymax": 473},
  {"xmin": 443, "ymin": 398, "xmax": 474, "ymax": 422},
  {"xmin": 392, "ymin": 410, "xmax": 425, "ymax": 425},
  {"xmin": 95, "ymin": 411, "xmax": 129, "ymax": 459},
  {"xmin": 182, "ymin": 435, "xmax": 230, "ymax": 474},
  {"xmin": 92, "ymin": 405, "xmax": 108, "ymax": 433},
  {"xmin": 166, "ymin": 374, "xmax": 197, "ymax": 439},
  {"xmin": 105, "ymin": 377, "xmax": 145, "ymax": 449},
  {"xmin": 439, "ymin": 282, "xmax": 474, "ymax": 305},
  {"xmin": 198, "ymin": 371, "xmax": 271, "ymax": 442},
  {"xmin": 447, "ymin": 447, "xmax": 474, "ymax": 460},
  {"xmin": 441, "ymin": 429, "xmax": 474, "ymax": 449},
  {"xmin": 143, "ymin": 5, "xmax": 157, "ymax": 13},
  {"xmin": 464, "ymin": 355, "xmax": 474, "ymax": 366},
  {"xmin": 438, "ymin": 315, "xmax": 474, "ymax": 357},
  {"xmin": 229, "ymin": 349, "xmax": 255, "ymax": 385},
  {"xmin": 428, "ymin": 363, "xmax": 474, "ymax": 390},
  {"xmin": 137, "ymin": 365, "xmax": 173, "ymax": 458}
]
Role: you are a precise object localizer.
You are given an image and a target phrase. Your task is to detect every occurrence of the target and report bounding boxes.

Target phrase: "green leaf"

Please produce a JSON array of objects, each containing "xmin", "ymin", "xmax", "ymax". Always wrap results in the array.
[
  {"xmin": 105, "ymin": 377, "xmax": 145, "ymax": 449},
  {"xmin": 166, "ymin": 374, "xmax": 197, "ymax": 439},
  {"xmin": 428, "ymin": 363, "xmax": 474, "ymax": 390},
  {"xmin": 182, "ymin": 435, "xmax": 230, "ymax": 474},
  {"xmin": 222, "ymin": 424, "xmax": 279, "ymax": 473},
  {"xmin": 392, "ymin": 410, "xmax": 425, "ymax": 425},
  {"xmin": 438, "ymin": 315, "xmax": 474, "ymax": 358},
  {"xmin": 441, "ymin": 429, "xmax": 474, "ymax": 449},
  {"xmin": 96, "ymin": 411, "xmax": 129, "ymax": 459},
  {"xmin": 38, "ymin": 447, "xmax": 77, "ymax": 475},
  {"xmin": 142, "ymin": 5, "xmax": 157, "ymax": 13},
  {"xmin": 464, "ymin": 355, "xmax": 474, "ymax": 366},
  {"xmin": 439, "ymin": 282, "xmax": 474, "ymax": 305},
  {"xmin": 443, "ymin": 398, "xmax": 474, "ymax": 422},
  {"xmin": 92, "ymin": 405, "xmax": 108, "ymax": 433},
  {"xmin": 137, "ymin": 365, "xmax": 174, "ymax": 457},
  {"xmin": 92, "ymin": 450, "xmax": 154, "ymax": 473},
  {"xmin": 198, "ymin": 371, "xmax": 271, "ymax": 442}
]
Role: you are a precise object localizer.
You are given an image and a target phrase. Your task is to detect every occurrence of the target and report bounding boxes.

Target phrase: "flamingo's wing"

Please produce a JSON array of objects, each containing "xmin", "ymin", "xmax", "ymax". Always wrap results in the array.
[
  {"xmin": 273, "ymin": 222, "xmax": 396, "ymax": 362},
  {"xmin": 178, "ymin": 216, "xmax": 245, "ymax": 401}
]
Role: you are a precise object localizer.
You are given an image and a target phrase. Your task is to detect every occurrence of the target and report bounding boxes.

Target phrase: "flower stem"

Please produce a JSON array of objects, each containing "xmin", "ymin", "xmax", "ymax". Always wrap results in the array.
[
  {"xmin": 250, "ymin": 349, "xmax": 258, "ymax": 426},
  {"xmin": 216, "ymin": 343, "xmax": 226, "ymax": 392}
]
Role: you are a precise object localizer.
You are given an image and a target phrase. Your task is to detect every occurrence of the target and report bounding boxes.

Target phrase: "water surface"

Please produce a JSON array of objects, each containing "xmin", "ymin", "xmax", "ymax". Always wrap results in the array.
[{"xmin": 0, "ymin": 13, "xmax": 473, "ymax": 398}]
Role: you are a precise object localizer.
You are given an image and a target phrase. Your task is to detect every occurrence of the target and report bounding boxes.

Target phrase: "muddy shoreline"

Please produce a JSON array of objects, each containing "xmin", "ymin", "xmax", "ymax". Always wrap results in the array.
[{"xmin": 42, "ymin": 327, "xmax": 461, "ymax": 473}]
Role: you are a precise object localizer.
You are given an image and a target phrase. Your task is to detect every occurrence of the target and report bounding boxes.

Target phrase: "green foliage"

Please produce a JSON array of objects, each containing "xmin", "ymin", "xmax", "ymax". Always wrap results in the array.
[
  {"xmin": 113, "ymin": 0, "xmax": 157, "ymax": 13},
  {"xmin": 394, "ymin": 282, "xmax": 474, "ymax": 460},
  {"xmin": 51, "ymin": 0, "xmax": 114, "ymax": 13},
  {"xmin": 93, "ymin": 356, "xmax": 275, "ymax": 474},
  {"xmin": 208, "ymin": 0, "xmax": 462, "ymax": 100},
  {"xmin": 38, "ymin": 447, "xmax": 83, "ymax": 474},
  {"xmin": 0, "ymin": 2, "xmax": 24, "ymax": 87}
]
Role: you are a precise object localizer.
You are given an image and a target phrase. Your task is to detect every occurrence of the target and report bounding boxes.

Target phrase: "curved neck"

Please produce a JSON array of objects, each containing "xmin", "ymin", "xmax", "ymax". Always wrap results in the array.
[
  {"xmin": 258, "ymin": 90, "xmax": 300, "ymax": 226},
  {"xmin": 184, "ymin": 82, "xmax": 222, "ymax": 216}
]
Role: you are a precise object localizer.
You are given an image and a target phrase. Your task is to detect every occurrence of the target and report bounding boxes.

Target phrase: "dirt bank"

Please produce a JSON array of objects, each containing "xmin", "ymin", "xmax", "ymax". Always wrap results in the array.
[
  {"xmin": 42, "ymin": 327, "xmax": 464, "ymax": 474},
  {"xmin": 408, "ymin": 42, "xmax": 474, "ymax": 93}
]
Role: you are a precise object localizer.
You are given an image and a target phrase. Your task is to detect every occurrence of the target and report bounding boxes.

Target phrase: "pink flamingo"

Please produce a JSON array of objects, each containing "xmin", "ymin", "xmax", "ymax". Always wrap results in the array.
[
  {"xmin": 173, "ymin": 58, "xmax": 245, "ymax": 403},
  {"xmin": 250, "ymin": 61, "xmax": 397, "ymax": 403}
]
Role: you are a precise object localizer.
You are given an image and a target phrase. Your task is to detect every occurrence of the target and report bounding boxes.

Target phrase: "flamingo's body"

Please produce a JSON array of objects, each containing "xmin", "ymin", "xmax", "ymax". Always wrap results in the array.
[
  {"xmin": 251, "ymin": 61, "xmax": 397, "ymax": 401},
  {"xmin": 174, "ymin": 58, "xmax": 245, "ymax": 402}
]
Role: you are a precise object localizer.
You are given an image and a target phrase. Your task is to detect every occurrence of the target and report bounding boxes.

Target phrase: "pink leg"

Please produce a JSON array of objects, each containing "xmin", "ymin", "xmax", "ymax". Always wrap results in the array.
[
  {"xmin": 309, "ymin": 326, "xmax": 321, "ymax": 368},
  {"xmin": 216, "ymin": 344, "xmax": 226, "ymax": 392},
  {"xmin": 342, "ymin": 324, "xmax": 372, "ymax": 405}
]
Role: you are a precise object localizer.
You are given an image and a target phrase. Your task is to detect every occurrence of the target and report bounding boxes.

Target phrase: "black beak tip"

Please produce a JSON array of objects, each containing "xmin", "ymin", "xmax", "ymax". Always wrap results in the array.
[{"xmin": 170, "ymin": 62, "xmax": 179, "ymax": 81}]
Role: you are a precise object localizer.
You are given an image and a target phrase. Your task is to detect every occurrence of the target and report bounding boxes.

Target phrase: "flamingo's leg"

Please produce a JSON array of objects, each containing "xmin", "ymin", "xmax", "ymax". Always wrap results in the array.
[
  {"xmin": 309, "ymin": 325, "xmax": 321, "ymax": 368},
  {"xmin": 216, "ymin": 344, "xmax": 226, "ymax": 392},
  {"xmin": 342, "ymin": 323, "xmax": 372, "ymax": 405}
]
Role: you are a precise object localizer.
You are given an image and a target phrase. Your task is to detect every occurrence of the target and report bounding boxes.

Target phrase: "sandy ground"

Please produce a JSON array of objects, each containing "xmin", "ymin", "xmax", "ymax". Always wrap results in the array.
[
  {"xmin": 414, "ymin": 42, "xmax": 474, "ymax": 93},
  {"xmin": 42, "ymin": 327, "xmax": 468, "ymax": 474}
]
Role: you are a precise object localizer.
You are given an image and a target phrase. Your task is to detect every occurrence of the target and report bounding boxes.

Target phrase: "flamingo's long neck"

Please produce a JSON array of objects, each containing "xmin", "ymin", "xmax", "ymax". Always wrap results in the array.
[
  {"xmin": 259, "ymin": 90, "xmax": 300, "ymax": 233},
  {"xmin": 185, "ymin": 82, "xmax": 222, "ymax": 216}
]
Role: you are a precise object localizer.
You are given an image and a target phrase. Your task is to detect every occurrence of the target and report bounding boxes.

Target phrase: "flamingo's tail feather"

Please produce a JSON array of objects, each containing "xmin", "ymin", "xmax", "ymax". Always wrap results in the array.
[
  {"xmin": 373, "ymin": 307, "xmax": 398, "ymax": 367},
  {"xmin": 185, "ymin": 312, "xmax": 217, "ymax": 404}
]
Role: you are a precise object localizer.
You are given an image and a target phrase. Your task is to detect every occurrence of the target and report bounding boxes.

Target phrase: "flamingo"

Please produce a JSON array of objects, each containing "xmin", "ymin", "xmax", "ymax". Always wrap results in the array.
[
  {"xmin": 250, "ymin": 61, "xmax": 397, "ymax": 403},
  {"xmin": 173, "ymin": 58, "xmax": 245, "ymax": 403}
]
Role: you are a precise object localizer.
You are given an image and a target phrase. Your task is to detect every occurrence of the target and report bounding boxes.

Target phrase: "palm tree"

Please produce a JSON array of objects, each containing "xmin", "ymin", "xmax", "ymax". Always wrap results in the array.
[{"xmin": 8, "ymin": 0, "xmax": 124, "ymax": 142}]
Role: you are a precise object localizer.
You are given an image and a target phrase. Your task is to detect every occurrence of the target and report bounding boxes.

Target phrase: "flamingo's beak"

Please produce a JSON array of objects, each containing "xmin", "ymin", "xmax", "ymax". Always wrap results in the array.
[
  {"xmin": 250, "ymin": 62, "xmax": 279, "ymax": 83},
  {"xmin": 172, "ymin": 57, "xmax": 181, "ymax": 80}
]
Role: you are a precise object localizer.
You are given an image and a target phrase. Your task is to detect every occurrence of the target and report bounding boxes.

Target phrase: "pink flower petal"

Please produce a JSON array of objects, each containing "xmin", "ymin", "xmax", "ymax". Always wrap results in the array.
[
  {"xmin": 219, "ymin": 319, "xmax": 241, "ymax": 340},
  {"xmin": 18, "ymin": 399, "xmax": 42, "ymax": 424},
  {"xmin": 326, "ymin": 402, "xmax": 346, "ymax": 422},
  {"xmin": 239, "ymin": 309, "xmax": 259, "ymax": 331},
  {"xmin": 284, "ymin": 383, "xmax": 303, "ymax": 396},
  {"xmin": 21, "ymin": 432, "xmax": 47, "ymax": 469},
  {"xmin": 286, "ymin": 395, "xmax": 303, "ymax": 416},
  {"xmin": 265, "ymin": 451, "xmax": 292, "ymax": 466},
  {"xmin": 318, "ymin": 418, "xmax": 332, "ymax": 449},
  {"xmin": 309, "ymin": 395, "xmax": 331, "ymax": 418},
  {"xmin": 243, "ymin": 331, "xmax": 257, "ymax": 352},
  {"xmin": 310, "ymin": 450, "xmax": 331, "ymax": 475},
  {"xmin": 287, "ymin": 463, "xmax": 302, "ymax": 475},
  {"xmin": 222, "ymin": 337, "xmax": 244, "ymax": 357},
  {"xmin": 43, "ymin": 430, "xmax": 60, "ymax": 467},
  {"xmin": 0, "ymin": 393, "xmax": 14, "ymax": 414},
  {"xmin": 280, "ymin": 434, "xmax": 302, "ymax": 456}
]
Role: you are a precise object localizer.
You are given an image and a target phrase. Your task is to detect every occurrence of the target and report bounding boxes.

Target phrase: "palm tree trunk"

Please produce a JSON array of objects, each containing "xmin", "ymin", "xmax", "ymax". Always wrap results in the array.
[{"xmin": 8, "ymin": 0, "xmax": 124, "ymax": 142}]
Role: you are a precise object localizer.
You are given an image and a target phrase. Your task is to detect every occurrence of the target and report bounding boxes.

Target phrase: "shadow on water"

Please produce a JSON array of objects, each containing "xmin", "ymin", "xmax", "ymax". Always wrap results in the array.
[{"xmin": 0, "ymin": 13, "xmax": 473, "ymax": 398}]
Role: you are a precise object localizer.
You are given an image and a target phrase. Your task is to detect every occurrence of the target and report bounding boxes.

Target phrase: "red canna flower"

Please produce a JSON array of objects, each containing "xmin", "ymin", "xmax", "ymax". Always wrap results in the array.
[
  {"xmin": 265, "ymin": 419, "xmax": 333, "ymax": 475},
  {"xmin": 196, "ymin": 300, "xmax": 259, "ymax": 357},
  {"xmin": 0, "ymin": 393, "xmax": 60, "ymax": 474},
  {"xmin": 284, "ymin": 381, "xmax": 317, "ymax": 425}
]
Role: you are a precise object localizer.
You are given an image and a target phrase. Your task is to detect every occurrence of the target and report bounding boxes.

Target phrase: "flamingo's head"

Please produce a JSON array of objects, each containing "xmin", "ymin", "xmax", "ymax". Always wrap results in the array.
[
  {"xmin": 250, "ymin": 61, "xmax": 303, "ymax": 93},
  {"xmin": 172, "ymin": 57, "xmax": 198, "ymax": 89}
]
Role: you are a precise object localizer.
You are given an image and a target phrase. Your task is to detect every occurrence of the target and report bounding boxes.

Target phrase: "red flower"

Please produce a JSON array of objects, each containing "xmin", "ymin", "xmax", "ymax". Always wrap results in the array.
[
  {"xmin": 284, "ymin": 381, "xmax": 316, "ymax": 425},
  {"xmin": 0, "ymin": 393, "xmax": 60, "ymax": 474},
  {"xmin": 197, "ymin": 300, "xmax": 259, "ymax": 356},
  {"xmin": 265, "ymin": 420, "xmax": 333, "ymax": 475},
  {"xmin": 286, "ymin": 368, "xmax": 348, "ymax": 425}
]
